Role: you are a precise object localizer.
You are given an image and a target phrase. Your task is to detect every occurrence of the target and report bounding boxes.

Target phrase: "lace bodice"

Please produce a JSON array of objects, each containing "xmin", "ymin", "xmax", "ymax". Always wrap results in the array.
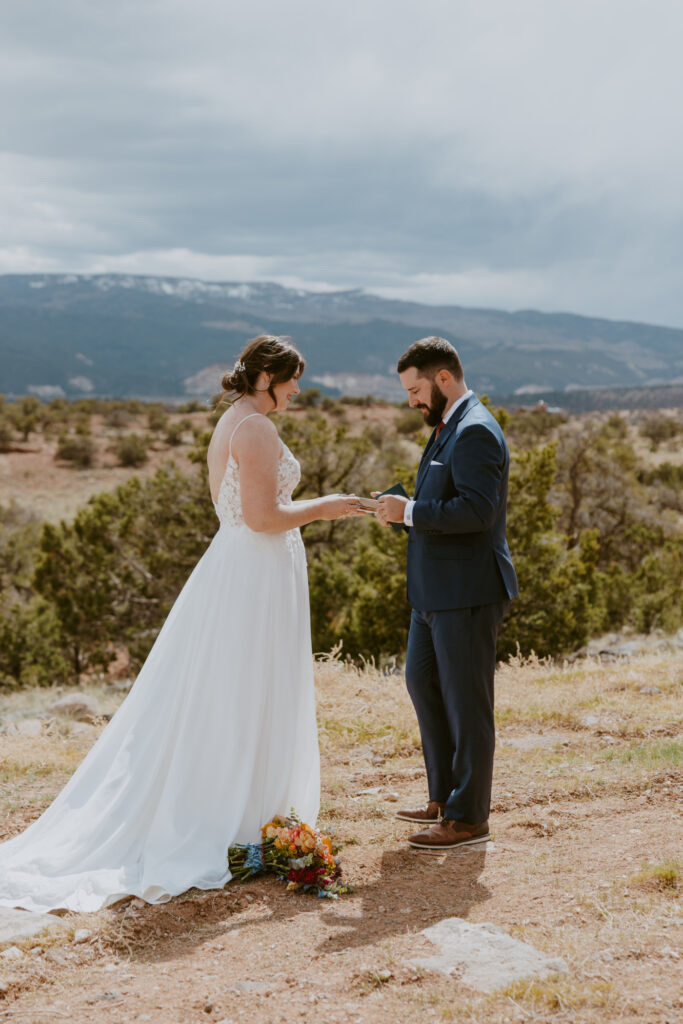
[{"xmin": 213, "ymin": 421, "xmax": 301, "ymax": 529}]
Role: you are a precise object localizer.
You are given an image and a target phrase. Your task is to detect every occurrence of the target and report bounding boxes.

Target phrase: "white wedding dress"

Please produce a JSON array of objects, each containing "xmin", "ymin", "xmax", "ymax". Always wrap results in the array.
[{"xmin": 0, "ymin": 415, "xmax": 320, "ymax": 913}]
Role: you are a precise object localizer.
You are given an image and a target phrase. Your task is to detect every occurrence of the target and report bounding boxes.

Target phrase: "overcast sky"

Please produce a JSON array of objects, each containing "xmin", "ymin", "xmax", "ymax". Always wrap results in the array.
[{"xmin": 1, "ymin": 1, "xmax": 682, "ymax": 325}]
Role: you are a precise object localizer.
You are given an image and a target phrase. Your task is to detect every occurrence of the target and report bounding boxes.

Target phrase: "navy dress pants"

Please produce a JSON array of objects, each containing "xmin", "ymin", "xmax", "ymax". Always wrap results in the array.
[{"xmin": 405, "ymin": 601, "xmax": 509, "ymax": 824}]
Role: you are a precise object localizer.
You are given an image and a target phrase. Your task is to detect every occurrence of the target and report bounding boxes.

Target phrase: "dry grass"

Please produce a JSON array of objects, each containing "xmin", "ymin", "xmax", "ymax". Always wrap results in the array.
[
  {"xmin": 501, "ymin": 975, "xmax": 616, "ymax": 1016},
  {"xmin": 0, "ymin": 648, "xmax": 681, "ymax": 1023},
  {"xmin": 630, "ymin": 861, "xmax": 680, "ymax": 894}
]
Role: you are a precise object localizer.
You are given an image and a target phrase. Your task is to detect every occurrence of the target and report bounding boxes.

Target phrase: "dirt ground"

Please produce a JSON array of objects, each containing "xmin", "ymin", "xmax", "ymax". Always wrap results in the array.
[{"xmin": 0, "ymin": 649, "xmax": 681, "ymax": 1024}]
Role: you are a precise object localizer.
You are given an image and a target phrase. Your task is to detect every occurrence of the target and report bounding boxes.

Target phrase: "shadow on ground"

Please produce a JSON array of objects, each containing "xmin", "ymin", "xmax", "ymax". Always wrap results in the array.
[{"xmin": 98, "ymin": 846, "xmax": 490, "ymax": 963}]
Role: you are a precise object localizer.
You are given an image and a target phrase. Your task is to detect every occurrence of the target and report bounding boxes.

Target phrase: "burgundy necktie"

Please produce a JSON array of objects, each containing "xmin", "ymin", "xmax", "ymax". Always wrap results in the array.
[{"xmin": 435, "ymin": 420, "xmax": 445, "ymax": 438}]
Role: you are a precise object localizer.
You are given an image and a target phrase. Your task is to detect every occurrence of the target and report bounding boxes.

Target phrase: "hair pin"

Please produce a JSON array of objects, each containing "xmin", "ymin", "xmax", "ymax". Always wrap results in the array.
[{"xmin": 234, "ymin": 359, "xmax": 246, "ymax": 374}]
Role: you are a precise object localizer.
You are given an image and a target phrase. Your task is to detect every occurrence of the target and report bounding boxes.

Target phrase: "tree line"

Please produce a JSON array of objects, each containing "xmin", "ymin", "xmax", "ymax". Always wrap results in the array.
[{"xmin": 0, "ymin": 395, "xmax": 681, "ymax": 687}]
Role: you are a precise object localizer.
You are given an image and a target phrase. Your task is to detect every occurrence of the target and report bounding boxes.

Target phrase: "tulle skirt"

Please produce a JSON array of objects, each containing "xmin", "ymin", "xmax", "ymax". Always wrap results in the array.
[{"xmin": 0, "ymin": 523, "xmax": 320, "ymax": 913}]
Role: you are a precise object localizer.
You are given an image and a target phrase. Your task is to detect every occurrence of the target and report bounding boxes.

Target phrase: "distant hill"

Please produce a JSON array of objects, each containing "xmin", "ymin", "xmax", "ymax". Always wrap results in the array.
[{"xmin": 1, "ymin": 273, "xmax": 682, "ymax": 402}]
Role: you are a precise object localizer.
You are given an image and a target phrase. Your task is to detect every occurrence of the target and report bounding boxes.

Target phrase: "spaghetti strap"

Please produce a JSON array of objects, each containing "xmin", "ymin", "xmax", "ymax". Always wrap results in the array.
[{"xmin": 228, "ymin": 412, "xmax": 265, "ymax": 460}]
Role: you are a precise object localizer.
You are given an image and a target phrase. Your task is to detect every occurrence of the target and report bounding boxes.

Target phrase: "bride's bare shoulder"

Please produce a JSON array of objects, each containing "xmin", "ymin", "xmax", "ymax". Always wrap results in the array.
[
  {"xmin": 231, "ymin": 412, "xmax": 279, "ymax": 453},
  {"xmin": 209, "ymin": 410, "xmax": 277, "ymax": 458}
]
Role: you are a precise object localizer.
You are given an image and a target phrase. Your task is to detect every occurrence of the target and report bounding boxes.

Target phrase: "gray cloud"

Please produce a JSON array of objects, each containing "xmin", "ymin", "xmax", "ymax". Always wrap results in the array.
[{"xmin": 1, "ymin": 0, "xmax": 682, "ymax": 324}]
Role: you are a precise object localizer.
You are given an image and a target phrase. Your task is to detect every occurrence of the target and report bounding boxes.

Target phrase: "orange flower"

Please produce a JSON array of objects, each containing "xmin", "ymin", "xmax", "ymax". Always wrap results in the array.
[{"xmin": 261, "ymin": 817, "xmax": 285, "ymax": 838}]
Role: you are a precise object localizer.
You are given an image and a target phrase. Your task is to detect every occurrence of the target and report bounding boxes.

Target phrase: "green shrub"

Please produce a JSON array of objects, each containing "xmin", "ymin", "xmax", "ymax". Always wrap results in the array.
[
  {"xmin": 104, "ymin": 404, "xmax": 132, "ymax": 430},
  {"xmin": 340, "ymin": 394, "xmax": 375, "ymax": 406},
  {"xmin": 0, "ymin": 597, "xmax": 70, "ymax": 688},
  {"xmin": 164, "ymin": 422, "xmax": 184, "ymax": 447},
  {"xmin": 7, "ymin": 395, "xmax": 43, "ymax": 441},
  {"xmin": 394, "ymin": 408, "xmax": 424, "ymax": 435},
  {"xmin": 0, "ymin": 415, "xmax": 14, "ymax": 450},
  {"xmin": 638, "ymin": 462, "xmax": 683, "ymax": 488},
  {"xmin": 115, "ymin": 432, "xmax": 149, "ymax": 467},
  {"xmin": 294, "ymin": 389, "xmax": 321, "ymax": 408},
  {"xmin": 506, "ymin": 405, "xmax": 567, "ymax": 447},
  {"xmin": 147, "ymin": 404, "xmax": 169, "ymax": 432},
  {"xmin": 640, "ymin": 413, "xmax": 680, "ymax": 447},
  {"xmin": 320, "ymin": 396, "xmax": 345, "ymax": 415},
  {"xmin": 164, "ymin": 419, "xmax": 191, "ymax": 447},
  {"xmin": 56, "ymin": 433, "xmax": 96, "ymax": 468},
  {"xmin": 498, "ymin": 445, "xmax": 600, "ymax": 658},
  {"xmin": 33, "ymin": 466, "xmax": 217, "ymax": 680}
]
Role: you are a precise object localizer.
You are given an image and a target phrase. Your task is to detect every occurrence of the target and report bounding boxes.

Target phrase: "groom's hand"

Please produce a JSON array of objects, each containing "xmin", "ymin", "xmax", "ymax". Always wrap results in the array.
[{"xmin": 376, "ymin": 494, "xmax": 408, "ymax": 526}]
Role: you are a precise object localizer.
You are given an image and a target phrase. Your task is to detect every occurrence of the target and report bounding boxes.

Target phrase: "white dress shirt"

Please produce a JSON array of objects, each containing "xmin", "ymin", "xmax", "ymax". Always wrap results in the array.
[{"xmin": 403, "ymin": 389, "xmax": 473, "ymax": 527}]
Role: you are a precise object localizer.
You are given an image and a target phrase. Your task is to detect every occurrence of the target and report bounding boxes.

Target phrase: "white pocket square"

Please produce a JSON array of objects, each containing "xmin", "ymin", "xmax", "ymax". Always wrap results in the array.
[{"xmin": 430, "ymin": 460, "xmax": 444, "ymax": 466}]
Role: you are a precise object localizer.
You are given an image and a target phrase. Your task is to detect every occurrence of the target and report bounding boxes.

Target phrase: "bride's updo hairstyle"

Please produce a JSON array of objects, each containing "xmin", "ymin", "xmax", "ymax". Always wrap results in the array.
[{"xmin": 219, "ymin": 335, "xmax": 305, "ymax": 406}]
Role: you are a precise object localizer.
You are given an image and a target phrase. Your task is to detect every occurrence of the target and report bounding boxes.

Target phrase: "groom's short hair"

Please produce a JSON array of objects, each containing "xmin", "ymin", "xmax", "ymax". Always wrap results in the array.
[{"xmin": 397, "ymin": 337, "xmax": 464, "ymax": 381}]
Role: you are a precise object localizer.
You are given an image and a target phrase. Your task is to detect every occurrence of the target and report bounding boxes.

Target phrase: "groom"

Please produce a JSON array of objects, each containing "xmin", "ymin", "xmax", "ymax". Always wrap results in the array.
[{"xmin": 376, "ymin": 336, "xmax": 518, "ymax": 850}]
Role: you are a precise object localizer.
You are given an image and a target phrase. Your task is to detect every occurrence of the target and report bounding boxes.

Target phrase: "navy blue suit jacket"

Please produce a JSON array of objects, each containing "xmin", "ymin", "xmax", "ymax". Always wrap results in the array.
[{"xmin": 406, "ymin": 395, "xmax": 519, "ymax": 612}]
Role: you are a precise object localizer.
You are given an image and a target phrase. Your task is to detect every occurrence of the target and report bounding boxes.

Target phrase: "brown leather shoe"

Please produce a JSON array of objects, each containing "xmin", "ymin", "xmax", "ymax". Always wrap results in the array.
[
  {"xmin": 395, "ymin": 800, "xmax": 445, "ymax": 824},
  {"xmin": 407, "ymin": 818, "xmax": 490, "ymax": 849}
]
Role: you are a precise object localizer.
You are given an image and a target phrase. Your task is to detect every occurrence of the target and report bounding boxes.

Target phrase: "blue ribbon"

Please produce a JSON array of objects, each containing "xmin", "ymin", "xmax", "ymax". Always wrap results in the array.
[{"xmin": 244, "ymin": 843, "xmax": 265, "ymax": 874}]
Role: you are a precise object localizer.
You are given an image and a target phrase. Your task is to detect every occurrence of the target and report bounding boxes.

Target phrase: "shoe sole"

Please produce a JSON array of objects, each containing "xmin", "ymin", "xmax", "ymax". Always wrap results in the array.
[
  {"xmin": 407, "ymin": 832, "xmax": 491, "ymax": 850},
  {"xmin": 395, "ymin": 813, "xmax": 441, "ymax": 824}
]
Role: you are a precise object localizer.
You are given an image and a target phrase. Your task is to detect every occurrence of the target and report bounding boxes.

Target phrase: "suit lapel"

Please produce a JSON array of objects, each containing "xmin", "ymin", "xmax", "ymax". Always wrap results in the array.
[
  {"xmin": 414, "ymin": 395, "xmax": 479, "ymax": 499},
  {"xmin": 415, "ymin": 426, "xmax": 439, "ymax": 489}
]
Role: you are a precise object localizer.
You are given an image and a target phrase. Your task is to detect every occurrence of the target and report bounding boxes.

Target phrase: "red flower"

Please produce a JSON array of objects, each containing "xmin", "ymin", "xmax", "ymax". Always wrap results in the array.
[{"xmin": 287, "ymin": 866, "xmax": 325, "ymax": 887}]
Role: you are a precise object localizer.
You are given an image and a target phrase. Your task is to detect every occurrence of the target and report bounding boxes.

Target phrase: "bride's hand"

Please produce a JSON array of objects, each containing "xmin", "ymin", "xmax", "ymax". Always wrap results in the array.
[{"xmin": 318, "ymin": 494, "xmax": 363, "ymax": 520}]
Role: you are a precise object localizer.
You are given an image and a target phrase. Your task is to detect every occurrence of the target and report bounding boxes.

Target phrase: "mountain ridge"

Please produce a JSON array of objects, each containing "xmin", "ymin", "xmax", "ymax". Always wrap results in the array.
[{"xmin": 1, "ymin": 273, "xmax": 681, "ymax": 400}]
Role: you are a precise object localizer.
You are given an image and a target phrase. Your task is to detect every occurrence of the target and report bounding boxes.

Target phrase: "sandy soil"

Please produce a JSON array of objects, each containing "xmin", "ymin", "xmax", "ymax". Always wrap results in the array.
[{"xmin": 0, "ymin": 650, "xmax": 681, "ymax": 1024}]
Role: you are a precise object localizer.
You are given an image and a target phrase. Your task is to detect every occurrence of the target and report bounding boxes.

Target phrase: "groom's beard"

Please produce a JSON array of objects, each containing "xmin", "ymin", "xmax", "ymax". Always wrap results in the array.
[{"xmin": 418, "ymin": 382, "xmax": 448, "ymax": 428}]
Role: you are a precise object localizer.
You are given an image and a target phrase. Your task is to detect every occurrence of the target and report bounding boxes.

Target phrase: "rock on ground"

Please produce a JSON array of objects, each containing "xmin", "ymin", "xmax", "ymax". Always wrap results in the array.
[
  {"xmin": 232, "ymin": 980, "xmax": 273, "ymax": 995},
  {"xmin": 0, "ymin": 908, "xmax": 60, "ymax": 946},
  {"xmin": 49, "ymin": 693, "xmax": 102, "ymax": 722},
  {"xmin": 67, "ymin": 721, "xmax": 97, "ymax": 738},
  {"xmin": 1, "ymin": 946, "xmax": 24, "ymax": 961},
  {"xmin": 410, "ymin": 917, "xmax": 567, "ymax": 993},
  {"xmin": 12, "ymin": 718, "xmax": 44, "ymax": 738}
]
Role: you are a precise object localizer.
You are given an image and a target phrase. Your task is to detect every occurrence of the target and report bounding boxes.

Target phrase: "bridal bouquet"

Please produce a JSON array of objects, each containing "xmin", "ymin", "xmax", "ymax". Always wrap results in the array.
[{"xmin": 228, "ymin": 814, "xmax": 352, "ymax": 898}]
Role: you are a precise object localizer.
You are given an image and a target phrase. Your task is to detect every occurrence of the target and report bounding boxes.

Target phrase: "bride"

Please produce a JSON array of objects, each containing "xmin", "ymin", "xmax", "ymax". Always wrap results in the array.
[{"xmin": 0, "ymin": 334, "xmax": 360, "ymax": 913}]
